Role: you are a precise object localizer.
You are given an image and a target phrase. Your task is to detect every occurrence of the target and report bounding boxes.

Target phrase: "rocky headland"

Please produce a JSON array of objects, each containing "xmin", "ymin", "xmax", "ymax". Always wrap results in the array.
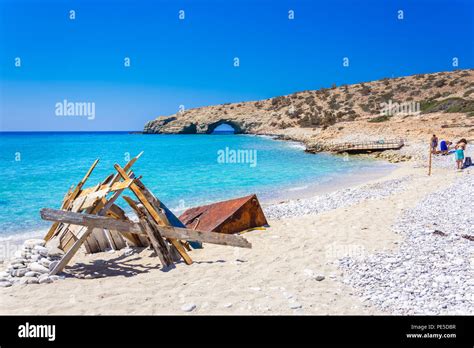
[{"xmin": 144, "ymin": 69, "xmax": 474, "ymax": 163}]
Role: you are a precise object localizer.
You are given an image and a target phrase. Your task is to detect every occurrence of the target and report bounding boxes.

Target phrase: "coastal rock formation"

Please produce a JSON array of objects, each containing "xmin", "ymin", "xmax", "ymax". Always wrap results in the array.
[{"xmin": 144, "ymin": 69, "xmax": 474, "ymax": 152}]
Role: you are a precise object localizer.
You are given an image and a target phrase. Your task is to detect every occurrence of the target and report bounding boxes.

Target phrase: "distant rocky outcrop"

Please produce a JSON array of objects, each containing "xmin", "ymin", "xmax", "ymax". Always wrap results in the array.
[{"xmin": 144, "ymin": 69, "xmax": 474, "ymax": 150}]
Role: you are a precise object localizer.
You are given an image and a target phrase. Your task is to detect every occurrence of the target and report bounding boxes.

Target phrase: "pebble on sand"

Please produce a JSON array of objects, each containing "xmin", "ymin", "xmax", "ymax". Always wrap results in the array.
[
  {"xmin": 24, "ymin": 239, "xmax": 46, "ymax": 248},
  {"xmin": 181, "ymin": 303, "xmax": 197, "ymax": 312},
  {"xmin": 20, "ymin": 276, "xmax": 39, "ymax": 285},
  {"xmin": 0, "ymin": 280, "xmax": 12, "ymax": 287},
  {"xmin": 289, "ymin": 302, "xmax": 302, "ymax": 309},
  {"xmin": 38, "ymin": 274, "xmax": 53, "ymax": 284},
  {"xmin": 28, "ymin": 262, "xmax": 49, "ymax": 274}
]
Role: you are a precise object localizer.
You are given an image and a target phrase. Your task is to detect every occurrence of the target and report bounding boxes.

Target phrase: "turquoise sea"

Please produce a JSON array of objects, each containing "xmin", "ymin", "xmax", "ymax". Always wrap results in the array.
[{"xmin": 0, "ymin": 132, "xmax": 388, "ymax": 240}]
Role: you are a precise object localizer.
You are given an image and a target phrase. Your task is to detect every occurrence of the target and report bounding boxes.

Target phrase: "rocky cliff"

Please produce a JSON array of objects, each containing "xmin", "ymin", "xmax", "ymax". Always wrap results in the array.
[{"xmin": 144, "ymin": 69, "xmax": 474, "ymax": 151}]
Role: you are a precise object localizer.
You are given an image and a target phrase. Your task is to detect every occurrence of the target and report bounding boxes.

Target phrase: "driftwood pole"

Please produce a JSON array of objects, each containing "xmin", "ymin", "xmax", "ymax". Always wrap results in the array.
[{"xmin": 428, "ymin": 144, "xmax": 432, "ymax": 176}]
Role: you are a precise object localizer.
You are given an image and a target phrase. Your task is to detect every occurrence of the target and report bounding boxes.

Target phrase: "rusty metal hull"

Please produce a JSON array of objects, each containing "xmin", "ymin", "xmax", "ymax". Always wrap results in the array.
[{"xmin": 179, "ymin": 194, "xmax": 268, "ymax": 234}]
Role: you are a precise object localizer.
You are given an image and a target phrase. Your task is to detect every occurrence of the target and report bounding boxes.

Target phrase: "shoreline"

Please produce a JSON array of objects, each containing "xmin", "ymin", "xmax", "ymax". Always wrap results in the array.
[
  {"xmin": 260, "ymin": 160, "xmax": 395, "ymax": 205},
  {"xmin": 0, "ymin": 160, "xmax": 395, "ymax": 259},
  {"xmin": 0, "ymin": 133, "xmax": 393, "ymax": 250}
]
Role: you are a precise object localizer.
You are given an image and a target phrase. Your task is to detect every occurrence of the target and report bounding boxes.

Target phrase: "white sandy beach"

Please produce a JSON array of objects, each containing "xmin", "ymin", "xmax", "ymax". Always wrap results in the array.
[{"xmin": 0, "ymin": 147, "xmax": 473, "ymax": 315}]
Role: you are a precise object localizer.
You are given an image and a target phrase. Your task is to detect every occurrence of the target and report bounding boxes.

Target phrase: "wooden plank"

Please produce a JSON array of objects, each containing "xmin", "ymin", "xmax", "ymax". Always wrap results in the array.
[
  {"xmin": 44, "ymin": 159, "xmax": 100, "ymax": 241},
  {"xmin": 61, "ymin": 183, "xmax": 104, "ymax": 253},
  {"xmin": 49, "ymin": 188, "xmax": 124, "ymax": 275},
  {"xmin": 60, "ymin": 154, "xmax": 141, "ymax": 252},
  {"xmin": 156, "ymin": 224, "xmax": 251, "ymax": 249},
  {"xmin": 107, "ymin": 229, "xmax": 127, "ymax": 250},
  {"xmin": 78, "ymin": 180, "xmax": 133, "ymax": 253},
  {"xmin": 78, "ymin": 179, "xmax": 134, "ymax": 197},
  {"xmin": 135, "ymin": 178, "xmax": 202, "ymax": 249},
  {"xmin": 106, "ymin": 207, "xmax": 145, "ymax": 246},
  {"xmin": 72, "ymin": 187, "xmax": 110, "ymax": 211},
  {"xmin": 51, "ymin": 152, "xmax": 139, "ymax": 243},
  {"xmin": 137, "ymin": 216, "xmax": 174, "ymax": 268},
  {"xmin": 135, "ymin": 204, "xmax": 175, "ymax": 268},
  {"xmin": 46, "ymin": 153, "xmax": 141, "ymax": 248},
  {"xmin": 63, "ymin": 159, "xmax": 100, "ymax": 209},
  {"xmin": 41, "ymin": 208, "xmax": 252, "ymax": 248},
  {"xmin": 108, "ymin": 152, "xmax": 144, "ymax": 186},
  {"xmin": 41, "ymin": 208, "xmax": 143, "ymax": 234},
  {"xmin": 114, "ymin": 164, "xmax": 193, "ymax": 265},
  {"xmin": 59, "ymin": 173, "xmax": 135, "ymax": 252}
]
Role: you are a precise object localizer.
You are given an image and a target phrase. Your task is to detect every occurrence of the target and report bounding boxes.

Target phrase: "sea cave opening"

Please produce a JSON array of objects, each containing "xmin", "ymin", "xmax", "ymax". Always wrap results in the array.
[{"xmin": 210, "ymin": 122, "xmax": 240, "ymax": 134}]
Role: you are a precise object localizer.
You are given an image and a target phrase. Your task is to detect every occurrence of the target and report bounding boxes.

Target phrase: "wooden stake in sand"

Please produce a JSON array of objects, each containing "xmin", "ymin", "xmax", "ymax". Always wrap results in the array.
[{"xmin": 428, "ymin": 144, "xmax": 432, "ymax": 176}]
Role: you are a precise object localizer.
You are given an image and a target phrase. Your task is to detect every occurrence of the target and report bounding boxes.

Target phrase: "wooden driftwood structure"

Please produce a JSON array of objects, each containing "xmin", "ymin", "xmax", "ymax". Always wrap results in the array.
[
  {"xmin": 41, "ymin": 153, "xmax": 251, "ymax": 274},
  {"xmin": 334, "ymin": 139, "xmax": 404, "ymax": 153}
]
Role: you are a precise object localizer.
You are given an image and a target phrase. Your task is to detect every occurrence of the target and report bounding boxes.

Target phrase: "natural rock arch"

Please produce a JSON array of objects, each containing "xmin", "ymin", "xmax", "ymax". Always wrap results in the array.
[{"xmin": 205, "ymin": 120, "xmax": 244, "ymax": 134}]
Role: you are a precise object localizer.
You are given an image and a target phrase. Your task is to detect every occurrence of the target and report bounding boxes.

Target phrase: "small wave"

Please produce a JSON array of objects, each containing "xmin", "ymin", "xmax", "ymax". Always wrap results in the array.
[
  {"xmin": 287, "ymin": 185, "xmax": 309, "ymax": 191},
  {"xmin": 256, "ymin": 134, "xmax": 278, "ymax": 140},
  {"xmin": 0, "ymin": 229, "xmax": 47, "ymax": 245},
  {"xmin": 286, "ymin": 142, "xmax": 306, "ymax": 150}
]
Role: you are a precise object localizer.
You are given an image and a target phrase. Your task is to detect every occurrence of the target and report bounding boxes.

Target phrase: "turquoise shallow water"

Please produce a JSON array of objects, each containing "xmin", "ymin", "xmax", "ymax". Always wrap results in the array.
[{"xmin": 0, "ymin": 132, "xmax": 385, "ymax": 239}]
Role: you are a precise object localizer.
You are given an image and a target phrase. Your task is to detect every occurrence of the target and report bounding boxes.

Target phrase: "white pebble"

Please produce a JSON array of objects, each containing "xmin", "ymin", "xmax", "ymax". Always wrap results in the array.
[
  {"xmin": 20, "ymin": 276, "xmax": 39, "ymax": 285},
  {"xmin": 11, "ymin": 268, "xmax": 27, "ymax": 277},
  {"xmin": 38, "ymin": 274, "xmax": 53, "ymax": 284},
  {"xmin": 29, "ymin": 262, "xmax": 49, "ymax": 274},
  {"xmin": 0, "ymin": 280, "xmax": 12, "ymax": 287},
  {"xmin": 289, "ymin": 302, "xmax": 302, "ymax": 309},
  {"xmin": 39, "ymin": 258, "xmax": 52, "ymax": 268},
  {"xmin": 181, "ymin": 303, "xmax": 196, "ymax": 312},
  {"xmin": 33, "ymin": 245, "xmax": 49, "ymax": 257},
  {"xmin": 24, "ymin": 271, "xmax": 40, "ymax": 277},
  {"xmin": 24, "ymin": 239, "xmax": 46, "ymax": 248}
]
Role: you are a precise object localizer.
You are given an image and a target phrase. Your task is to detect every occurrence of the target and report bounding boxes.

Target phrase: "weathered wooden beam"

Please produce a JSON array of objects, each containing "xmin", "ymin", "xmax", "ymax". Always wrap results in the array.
[
  {"xmin": 134, "ymin": 178, "xmax": 202, "ymax": 250},
  {"xmin": 157, "ymin": 224, "xmax": 251, "ymax": 249},
  {"xmin": 40, "ymin": 208, "xmax": 252, "ymax": 248},
  {"xmin": 64, "ymin": 159, "xmax": 100, "ymax": 208},
  {"xmin": 44, "ymin": 159, "xmax": 99, "ymax": 241},
  {"xmin": 48, "ymin": 187, "xmax": 127, "ymax": 275},
  {"xmin": 41, "ymin": 208, "xmax": 143, "ymax": 234},
  {"xmin": 135, "ymin": 204, "xmax": 175, "ymax": 268},
  {"xmin": 109, "ymin": 151, "xmax": 143, "ymax": 186},
  {"xmin": 78, "ymin": 178, "xmax": 134, "ymax": 197},
  {"xmin": 51, "ymin": 154, "xmax": 142, "ymax": 249},
  {"xmin": 114, "ymin": 164, "xmax": 193, "ymax": 265}
]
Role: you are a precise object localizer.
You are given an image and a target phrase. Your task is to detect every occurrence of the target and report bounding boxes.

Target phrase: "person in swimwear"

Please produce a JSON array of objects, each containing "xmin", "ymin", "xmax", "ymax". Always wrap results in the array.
[
  {"xmin": 439, "ymin": 140, "xmax": 452, "ymax": 155},
  {"xmin": 455, "ymin": 139, "xmax": 467, "ymax": 170},
  {"xmin": 430, "ymin": 134, "xmax": 438, "ymax": 154}
]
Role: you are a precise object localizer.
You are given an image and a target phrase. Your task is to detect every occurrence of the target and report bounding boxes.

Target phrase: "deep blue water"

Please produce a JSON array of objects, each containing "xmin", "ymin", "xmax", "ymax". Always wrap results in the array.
[{"xmin": 0, "ymin": 132, "xmax": 382, "ymax": 239}]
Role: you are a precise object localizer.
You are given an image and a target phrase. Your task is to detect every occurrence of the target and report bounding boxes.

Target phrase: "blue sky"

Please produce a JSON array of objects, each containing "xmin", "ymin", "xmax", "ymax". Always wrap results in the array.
[{"xmin": 0, "ymin": 0, "xmax": 473, "ymax": 131}]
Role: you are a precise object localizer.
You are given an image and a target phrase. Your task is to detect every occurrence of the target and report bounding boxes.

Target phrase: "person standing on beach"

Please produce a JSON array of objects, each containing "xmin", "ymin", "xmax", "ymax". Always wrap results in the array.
[
  {"xmin": 430, "ymin": 134, "xmax": 438, "ymax": 154},
  {"xmin": 455, "ymin": 139, "xmax": 467, "ymax": 170}
]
